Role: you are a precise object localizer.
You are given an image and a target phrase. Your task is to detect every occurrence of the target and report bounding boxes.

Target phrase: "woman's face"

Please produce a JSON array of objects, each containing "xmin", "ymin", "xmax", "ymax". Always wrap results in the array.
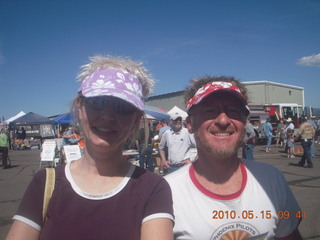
[{"xmin": 77, "ymin": 96, "xmax": 142, "ymax": 152}]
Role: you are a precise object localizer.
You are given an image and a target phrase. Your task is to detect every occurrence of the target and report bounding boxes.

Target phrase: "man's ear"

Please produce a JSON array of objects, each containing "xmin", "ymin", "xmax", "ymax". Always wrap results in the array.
[{"xmin": 186, "ymin": 116, "xmax": 194, "ymax": 134}]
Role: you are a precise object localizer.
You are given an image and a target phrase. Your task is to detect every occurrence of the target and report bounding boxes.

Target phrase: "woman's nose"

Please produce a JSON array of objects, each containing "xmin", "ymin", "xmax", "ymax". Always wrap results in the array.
[{"xmin": 99, "ymin": 103, "xmax": 117, "ymax": 120}]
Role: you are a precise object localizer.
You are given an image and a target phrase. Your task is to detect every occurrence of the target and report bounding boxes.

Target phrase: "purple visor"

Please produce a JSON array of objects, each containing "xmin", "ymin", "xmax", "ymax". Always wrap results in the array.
[{"xmin": 78, "ymin": 69, "xmax": 144, "ymax": 111}]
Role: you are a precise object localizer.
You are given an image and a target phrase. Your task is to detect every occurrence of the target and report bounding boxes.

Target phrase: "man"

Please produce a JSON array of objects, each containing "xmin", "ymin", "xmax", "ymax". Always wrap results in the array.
[
  {"xmin": 263, "ymin": 117, "xmax": 273, "ymax": 152},
  {"xmin": 0, "ymin": 129, "xmax": 10, "ymax": 169},
  {"xmin": 242, "ymin": 118, "xmax": 256, "ymax": 160},
  {"xmin": 62, "ymin": 127, "xmax": 74, "ymax": 146},
  {"xmin": 159, "ymin": 112, "xmax": 196, "ymax": 174},
  {"xmin": 307, "ymin": 116, "xmax": 317, "ymax": 158},
  {"xmin": 165, "ymin": 76, "xmax": 302, "ymax": 239},
  {"xmin": 295, "ymin": 117, "xmax": 315, "ymax": 168},
  {"xmin": 286, "ymin": 118, "xmax": 294, "ymax": 131},
  {"xmin": 137, "ymin": 124, "xmax": 154, "ymax": 172}
]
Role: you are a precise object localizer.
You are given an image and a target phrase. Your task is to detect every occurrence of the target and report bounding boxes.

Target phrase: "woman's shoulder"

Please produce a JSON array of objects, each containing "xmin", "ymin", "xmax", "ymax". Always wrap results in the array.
[{"xmin": 33, "ymin": 164, "xmax": 66, "ymax": 182}]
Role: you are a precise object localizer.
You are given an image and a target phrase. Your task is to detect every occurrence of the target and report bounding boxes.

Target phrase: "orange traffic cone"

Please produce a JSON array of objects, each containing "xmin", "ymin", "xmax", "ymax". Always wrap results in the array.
[{"xmin": 295, "ymin": 147, "xmax": 302, "ymax": 154}]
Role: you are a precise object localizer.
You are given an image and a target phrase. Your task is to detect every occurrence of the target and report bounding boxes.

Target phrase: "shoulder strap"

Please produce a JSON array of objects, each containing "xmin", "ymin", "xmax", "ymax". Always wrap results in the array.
[{"xmin": 42, "ymin": 168, "xmax": 56, "ymax": 222}]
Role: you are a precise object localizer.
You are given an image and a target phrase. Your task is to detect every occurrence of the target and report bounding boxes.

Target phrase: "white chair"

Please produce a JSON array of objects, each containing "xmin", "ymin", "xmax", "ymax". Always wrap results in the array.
[
  {"xmin": 63, "ymin": 145, "xmax": 81, "ymax": 163},
  {"xmin": 40, "ymin": 140, "xmax": 57, "ymax": 169}
]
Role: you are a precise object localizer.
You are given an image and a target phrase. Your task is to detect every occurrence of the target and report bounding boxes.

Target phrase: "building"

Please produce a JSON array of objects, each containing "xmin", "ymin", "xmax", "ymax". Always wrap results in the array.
[
  {"xmin": 244, "ymin": 81, "xmax": 304, "ymax": 106},
  {"xmin": 146, "ymin": 81, "xmax": 304, "ymax": 111}
]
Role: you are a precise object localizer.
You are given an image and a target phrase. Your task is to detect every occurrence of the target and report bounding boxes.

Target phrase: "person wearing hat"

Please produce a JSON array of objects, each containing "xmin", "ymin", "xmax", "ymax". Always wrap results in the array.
[
  {"xmin": 159, "ymin": 112, "xmax": 196, "ymax": 175},
  {"xmin": 165, "ymin": 76, "xmax": 302, "ymax": 239},
  {"xmin": 6, "ymin": 56, "xmax": 174, "ymax": 240},
  {"xmin": 285, "ymin": 118, "xmax": 295, "ymax": 131},
  {"xmin": 263, "ymin": 117, "xmax": 273, "ymax": 152},
  {"xmin": 295, "ymin": 117, "xmax": 315, "ymax": 168}
]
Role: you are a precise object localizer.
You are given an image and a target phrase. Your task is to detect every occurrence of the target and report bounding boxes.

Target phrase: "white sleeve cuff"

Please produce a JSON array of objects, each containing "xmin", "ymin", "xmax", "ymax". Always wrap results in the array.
[
  {"xmin": 142, "ymin": 212, "xmax": 174, "ymax": 224},
  {"xmin": 13, "ymin": 215, "xmax": 41, "ymax": 231}
]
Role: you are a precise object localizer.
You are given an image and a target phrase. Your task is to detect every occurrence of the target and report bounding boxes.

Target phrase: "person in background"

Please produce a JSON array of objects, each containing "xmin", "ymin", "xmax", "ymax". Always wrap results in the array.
[
  {"xmin": 242, "ymin": 118, "xmax": 256, "ymax": 160},
  {"xmin": 287, "ymin": 129, "xmax": 295, "ymax": 158},
  {"xmin": 281, "ymin": 121, "xmax": 287, "ymax": 150},
  {"xmin": 158, "ymin": 119, "xmax": 171, "ymax": 140},
  {"xmin": 276, "ymin": 120, "xmax": 284, "ymax": 148},
  {"xmin": 15, "ymin": 127, "xmax": 26, "ymax": 149},
  {"xmin": 0, "ymin": 128, "xmax": 10, "ymax": 169},
  {"xmin": 6, "ymin": 55, "xmax": 174, "ymax": 240},
  {"xmin": 307, "ymin": 116, "xmax": 317, "ymax": 158},
  {"xmin": 68, "ymin": 127, "xmax": 86, "ymax": 155},
  {"xmin": 137, "ymin": 124, "xmax": 155, "ymax": 172},
  {"xmin": 159, "ymin": 113, "xmax": 196, "ymax": 175},
  {"xmin": 62, "ymin": 127, "xmax": 74, "ymax": 146},
  {"xmin": 165, "ymin": 76, "xmax": 302, "ymax": 239},
  {"xmin": 295, "ymin": 117, "xmax": 315, "ymax": 168},
  {"xmin": 285, "ymin": 118, "xmax": 294, "ymax": 131},
  {"xmin": 263, "ymin": 117, "xmax": 273, "ymax": 152}
]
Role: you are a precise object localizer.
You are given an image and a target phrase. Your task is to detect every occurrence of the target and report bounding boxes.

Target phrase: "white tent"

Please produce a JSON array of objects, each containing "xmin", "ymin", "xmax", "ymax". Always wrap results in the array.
[
  {"xmin": 5, "ymin": 111, "xmax": 26, "ymax": 124},
  {"xmin": 167, "ymin": 106, "xmax": 188, "ymax": 120}
]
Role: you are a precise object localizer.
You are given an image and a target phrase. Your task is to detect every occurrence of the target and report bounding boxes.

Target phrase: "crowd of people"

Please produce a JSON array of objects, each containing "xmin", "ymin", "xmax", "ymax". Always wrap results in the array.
[
  {"xmin": 3, "ymin": 54, "xmax": 312, "ymax": 239},
  {"xmin": 262, "ymin": 116, "xmax": 318, "ymax": 168}
]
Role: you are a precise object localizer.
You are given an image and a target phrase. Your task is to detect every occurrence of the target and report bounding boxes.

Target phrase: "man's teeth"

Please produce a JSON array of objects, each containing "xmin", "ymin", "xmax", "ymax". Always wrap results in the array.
[
  {"xmin": 215, "ymin": 133, "xmax": 230, "ymax": 136},
  {"xmin": 96, "ymin": 128, "xmax": 112, "ymax": 132}
]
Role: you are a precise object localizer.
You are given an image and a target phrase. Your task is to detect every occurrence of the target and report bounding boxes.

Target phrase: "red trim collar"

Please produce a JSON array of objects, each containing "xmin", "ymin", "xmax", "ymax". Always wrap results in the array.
[{"xmin": 189, "ymin": 161, "xmax": 247, "ymax": 200}]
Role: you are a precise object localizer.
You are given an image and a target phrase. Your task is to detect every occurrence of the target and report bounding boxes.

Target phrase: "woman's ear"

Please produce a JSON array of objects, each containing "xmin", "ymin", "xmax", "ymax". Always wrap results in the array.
[{"xmin": 186, "ymin": 116, "xmax": 194, "ymax": 134}]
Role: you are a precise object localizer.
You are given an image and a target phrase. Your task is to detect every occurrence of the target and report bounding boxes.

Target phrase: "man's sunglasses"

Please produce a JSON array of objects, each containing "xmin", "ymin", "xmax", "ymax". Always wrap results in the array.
[
  {"xmin": 81, "ymin": 96, "xmax": 137, "ymax": 115},
  {"xmin": 190, "ymin": 106, "xmax": 246, "ymax": 120}
]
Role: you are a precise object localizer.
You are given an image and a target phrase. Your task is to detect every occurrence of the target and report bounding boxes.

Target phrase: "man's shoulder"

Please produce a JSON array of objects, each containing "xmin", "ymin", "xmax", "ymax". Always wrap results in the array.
[
  {"xmin": 164, "ymin": 164, "xmax": 190, "ymax": 184},
  {"xmin": 241, "ymin": 159, "xmax": 283, "ymax": 182}
]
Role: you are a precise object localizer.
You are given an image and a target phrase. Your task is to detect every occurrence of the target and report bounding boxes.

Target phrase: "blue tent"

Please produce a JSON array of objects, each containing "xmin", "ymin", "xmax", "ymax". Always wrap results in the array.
[
  {"xmin": 11, "ymin": 112, "xmax": 54, "ymax": 126},
  {"xmin": 144, "ymin": 105, "xmax": 170, "ymax": 122},
  {"xmin": 53, "ymin": 106, "xmax": 170, "ymax": 125},
  {"xmin": 53, "ymin": 113, "xmax": 72, "ymax": 125}
]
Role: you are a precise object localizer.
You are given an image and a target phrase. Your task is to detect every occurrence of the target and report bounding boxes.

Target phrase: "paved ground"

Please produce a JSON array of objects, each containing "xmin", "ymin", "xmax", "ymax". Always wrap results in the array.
[{"xmin": 0, "ymin": 143, "xmax": 319, "ymax": 239}]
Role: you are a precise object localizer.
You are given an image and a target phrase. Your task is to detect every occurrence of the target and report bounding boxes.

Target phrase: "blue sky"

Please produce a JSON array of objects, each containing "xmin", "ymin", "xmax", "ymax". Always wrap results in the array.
[{"xmin": 1, "ymin": 0, "xmax": 319, "ymax": 119}]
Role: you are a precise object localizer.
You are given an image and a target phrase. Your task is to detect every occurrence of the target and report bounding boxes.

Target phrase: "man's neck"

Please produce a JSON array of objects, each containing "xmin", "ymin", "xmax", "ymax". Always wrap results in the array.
[
  {"xmin": 173, "ymin": 127, "xmax": 182, "ymax": 133},
  {"xmin": 193, "ymin": 153, "xmax": 243, "ymax": 195}
]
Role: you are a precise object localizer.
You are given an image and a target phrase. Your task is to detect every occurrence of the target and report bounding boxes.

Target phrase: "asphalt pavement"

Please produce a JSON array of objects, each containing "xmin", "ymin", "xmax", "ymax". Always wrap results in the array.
[{"xmin": 0, "ymin": 143, "xmax": 319, "ymax": 239}]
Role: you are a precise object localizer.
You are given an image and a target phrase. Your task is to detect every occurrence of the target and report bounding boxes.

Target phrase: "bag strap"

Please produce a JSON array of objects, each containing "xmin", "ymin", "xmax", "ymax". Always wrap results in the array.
[{"xmin": 42, "ymin": 168, "xmax": 56, "ymax": 222}]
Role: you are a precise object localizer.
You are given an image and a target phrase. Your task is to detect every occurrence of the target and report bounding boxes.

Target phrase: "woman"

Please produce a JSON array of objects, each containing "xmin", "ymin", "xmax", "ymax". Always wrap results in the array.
[{"xmin": 6, "ymin": 55, "xmax": 174, "ymax": 240}]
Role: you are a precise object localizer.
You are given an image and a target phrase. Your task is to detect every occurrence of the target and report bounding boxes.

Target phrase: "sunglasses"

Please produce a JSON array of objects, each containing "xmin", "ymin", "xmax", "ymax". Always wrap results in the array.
[
  {"xmin": 190, "ymin": 106, "xmax": 246, "ymax": 120},
  {"xmin": 81, "ymin": 96, "xmax": 137, "ymax": 115}
]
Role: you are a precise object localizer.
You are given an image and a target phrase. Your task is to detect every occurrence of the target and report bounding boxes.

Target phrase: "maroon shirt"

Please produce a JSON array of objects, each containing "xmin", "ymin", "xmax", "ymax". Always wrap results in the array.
[{"xmin": 14, "ymin": 164, "xmax": 173, "ymax": 240}]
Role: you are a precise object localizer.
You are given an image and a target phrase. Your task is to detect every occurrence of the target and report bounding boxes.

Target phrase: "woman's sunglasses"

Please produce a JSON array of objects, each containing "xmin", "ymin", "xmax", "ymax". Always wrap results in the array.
[{"xmin": 81, "ymin": 96, "xmax": 137, "ymax": 115}]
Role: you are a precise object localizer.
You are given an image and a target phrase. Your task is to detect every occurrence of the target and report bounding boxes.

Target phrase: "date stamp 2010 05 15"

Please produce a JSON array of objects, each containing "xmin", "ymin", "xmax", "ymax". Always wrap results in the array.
[{"xmin": 212, "ymin": 210, "xmax": 306, "ymax": 220}]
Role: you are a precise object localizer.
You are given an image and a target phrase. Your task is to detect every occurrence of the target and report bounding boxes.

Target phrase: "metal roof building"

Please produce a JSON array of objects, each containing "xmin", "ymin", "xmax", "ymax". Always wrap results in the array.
[
  {"xmin": 243, "ymin": 81, "xmax": 304, "ymax": 106},
  {"xmin": 146, "ymin": 81, "xmax": 304, "ymax": 111}
]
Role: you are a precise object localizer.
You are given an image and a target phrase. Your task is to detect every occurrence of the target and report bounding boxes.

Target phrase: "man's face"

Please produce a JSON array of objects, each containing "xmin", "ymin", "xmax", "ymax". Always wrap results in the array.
[
  {"xmin": 171, "ymin": 117, "xmax": 183, "ymax": 132},
  {"xmin": 186, "ymin": 92, "xmax": 246, "ymax": 159}
]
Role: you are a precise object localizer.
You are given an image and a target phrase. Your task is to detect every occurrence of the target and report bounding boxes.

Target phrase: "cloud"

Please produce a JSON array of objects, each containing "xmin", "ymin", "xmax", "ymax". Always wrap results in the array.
[{"xmin": 297, "ymin": 53, "xmax": 320, "ymax": 67}]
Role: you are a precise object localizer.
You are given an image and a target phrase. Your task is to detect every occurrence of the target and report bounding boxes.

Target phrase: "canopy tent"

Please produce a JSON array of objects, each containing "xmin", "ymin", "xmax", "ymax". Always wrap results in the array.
[
  {"xmin": 167, "ymin": 106, "xmax": 188, "ymax": 120},
  {"xmin": 52, "ymin": 106, "xmax": 170, "ymax": 126},
  {"xmin": 144, "ymin": 105, "xmax": 170, "ymax": 122},
  {"xmin": 53, "ymin": 113, "xmax": 72, "ymax": 125},
  {"xmin": 10, "ymin": 112, "xmax": 54, "ymax": 126},
  {"xmin": 5, "ymin": 111, "xmax": 26, "ymax": 124}
]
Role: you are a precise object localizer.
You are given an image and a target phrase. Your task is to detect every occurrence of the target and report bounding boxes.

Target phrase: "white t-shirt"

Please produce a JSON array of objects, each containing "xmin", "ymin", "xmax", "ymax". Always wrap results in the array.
[
  {"xmin": 159, "ymin": 127, "xmax": 196, "ymax": 164},
  {"xmin": 165, "ymin": 159, "xmax": 301, "ymax": 240}
]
